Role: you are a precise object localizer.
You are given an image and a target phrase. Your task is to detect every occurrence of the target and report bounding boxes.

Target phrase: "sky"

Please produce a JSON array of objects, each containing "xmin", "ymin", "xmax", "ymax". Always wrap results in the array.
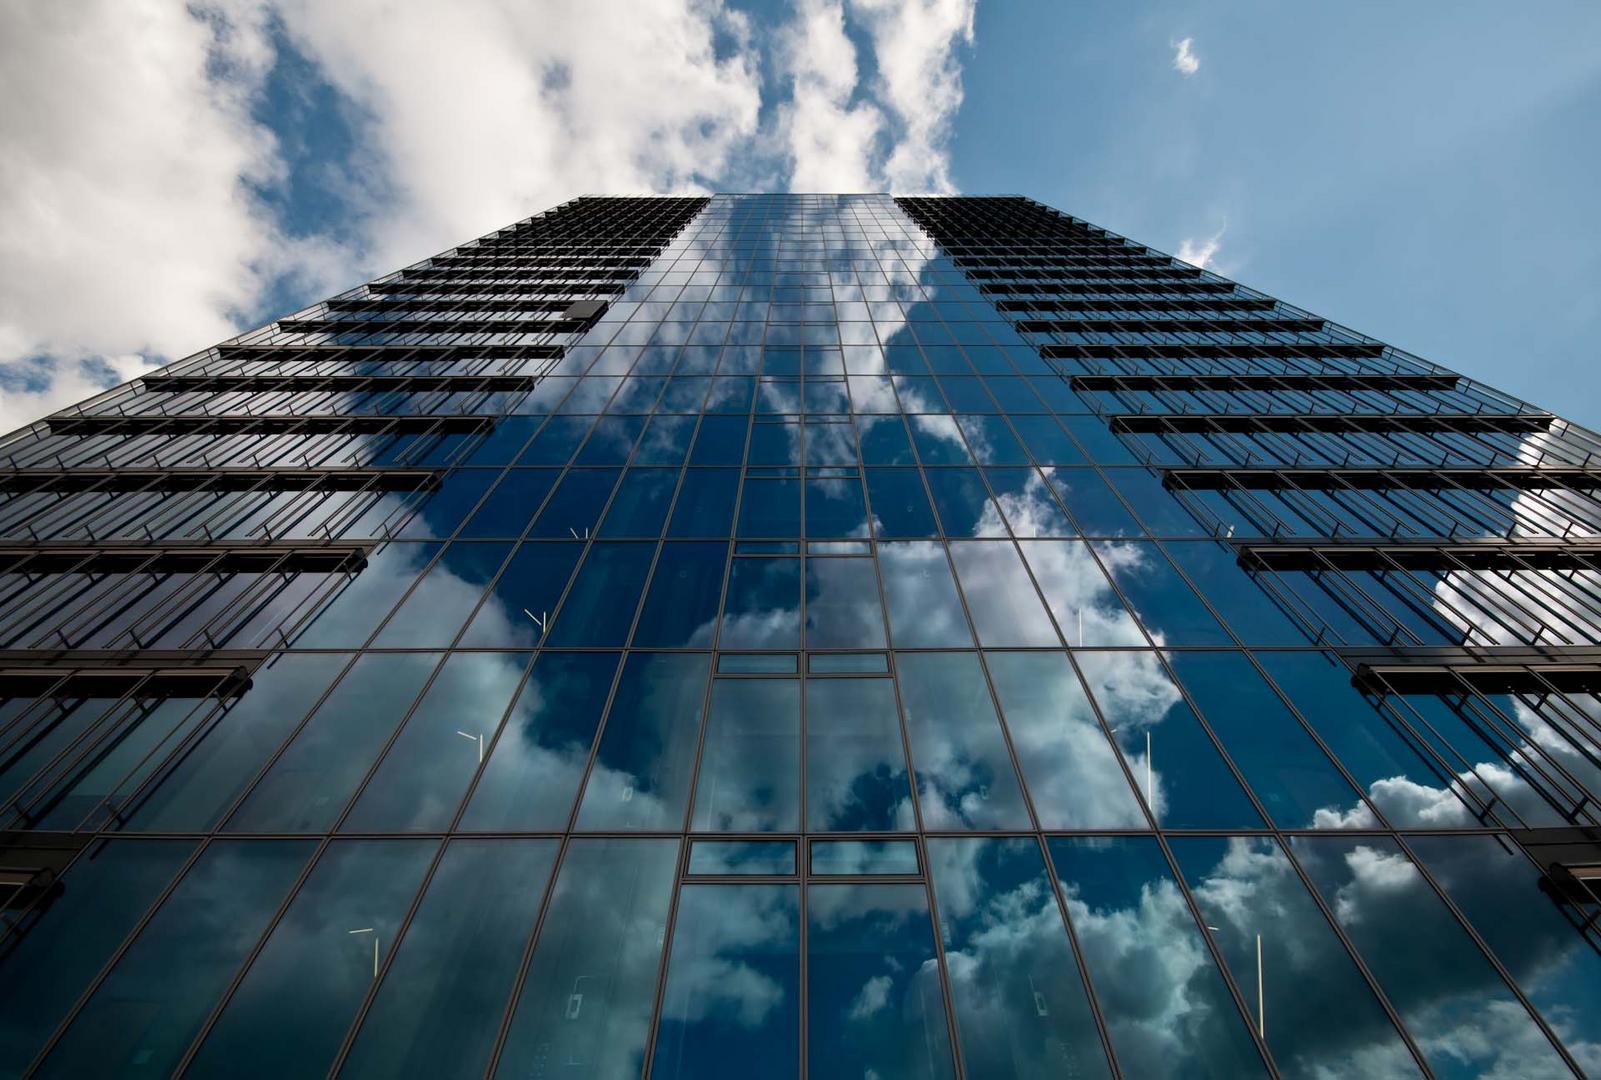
[{"xmin": 1, "ymin": 0, "xmax": 1598, "ymax": 431}]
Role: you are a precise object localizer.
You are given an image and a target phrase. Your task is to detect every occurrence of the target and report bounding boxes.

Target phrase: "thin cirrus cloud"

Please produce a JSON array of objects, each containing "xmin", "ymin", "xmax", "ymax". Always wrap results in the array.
[{"xmin": 0, "ymin": 0, "xmax": 975, "ymax": 433}]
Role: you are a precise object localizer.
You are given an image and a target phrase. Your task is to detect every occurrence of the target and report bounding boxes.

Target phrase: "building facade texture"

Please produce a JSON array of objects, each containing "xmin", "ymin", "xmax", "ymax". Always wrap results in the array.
[{"xmin": 1, "ymin": 192, "xmax": 1599, "ymax": 1078}]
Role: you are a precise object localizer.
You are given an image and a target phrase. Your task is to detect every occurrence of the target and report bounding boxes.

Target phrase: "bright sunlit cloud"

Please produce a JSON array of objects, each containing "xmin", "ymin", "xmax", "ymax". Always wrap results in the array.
[{"xmin": 0, "ymin": 0, "xmax": 976, "ymax": 433}]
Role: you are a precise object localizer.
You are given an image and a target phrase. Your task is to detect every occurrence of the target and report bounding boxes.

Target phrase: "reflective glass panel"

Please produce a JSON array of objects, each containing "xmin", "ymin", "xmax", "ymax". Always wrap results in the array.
[
  {"xmin": 805, "ymin": 677, "xmax": 915, "ymax": 832},
  {"xmin": 895, "ymin": 652, "xmax": 1030, "ymax": 829},
  {"xmin": 575, "ymin": 653, "xmax": 709, "ymax": 830},
  {"xmin": 651, "ymin": 884, "xmax": 800, "ymax": 1079},
  {"xmin": 691, "ymin": 679, "xmax": 800, "ymax": 832},
  {"xmin": 927, "ymin": 837, "xmax": 1111, "ymax": 1078},
  {"xmin": 807, "ymin": 883, "xmax": 956, "ymax": 1079},
  {"xmin": 494, "ymin": 839, "xmax": 679, "ymax": 1079}
]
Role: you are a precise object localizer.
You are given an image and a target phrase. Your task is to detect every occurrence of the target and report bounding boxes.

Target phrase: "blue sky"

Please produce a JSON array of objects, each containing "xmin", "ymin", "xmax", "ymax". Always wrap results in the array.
[{"xmin": 2, "ymin": 1, "xmax": 1598, "ymax": 429}]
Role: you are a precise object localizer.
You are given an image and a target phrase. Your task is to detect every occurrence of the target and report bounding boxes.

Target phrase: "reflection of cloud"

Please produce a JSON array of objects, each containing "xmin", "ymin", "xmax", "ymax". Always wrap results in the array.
[
  {"xmin": 659, "ymin": 886, "xmax": 793, "ymax": 1028},
  {"xmin": 848, "ymin": 974, "xmax": 893, "ymax": 1021}
]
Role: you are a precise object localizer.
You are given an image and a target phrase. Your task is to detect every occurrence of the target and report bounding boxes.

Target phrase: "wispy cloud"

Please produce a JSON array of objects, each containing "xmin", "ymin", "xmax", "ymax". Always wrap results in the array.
[
  {"xmin": 1176, "ymin": 223, "xmax": 1225, "ymax": 268},
  {"xmin": 0, "ymin": 0, "xmax": 978, "ymax": 433},
  {"xmin": 1171, "ymin": 36, "xmax": 1199, "ymax": 76}
]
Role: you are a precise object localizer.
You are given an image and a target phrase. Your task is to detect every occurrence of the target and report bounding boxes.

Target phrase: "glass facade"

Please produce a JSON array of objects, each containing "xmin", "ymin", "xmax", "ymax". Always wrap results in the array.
[{"xmin": 1, "ymin": 192, "xmax": 1599, "ymax": 1077}]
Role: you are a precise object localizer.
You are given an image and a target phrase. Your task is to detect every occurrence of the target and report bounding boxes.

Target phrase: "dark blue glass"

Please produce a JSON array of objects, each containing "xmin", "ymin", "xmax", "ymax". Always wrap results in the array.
[
  {"xmin": 1093, "ymin": 540, "xmax": 1230, "ymax": 644},
  {"xmin": 575, "ymin": 415, "xmax": 644, "ymax": 465},
  {"xmin": 720, "ymin": 556, "xmax": 802, "ymax": 647},
  {"xmin": 635, "ymin": 413, "xmax": 696, "ymax": 464},
  {"xmin": 457, "ymin": 540, "xmax": 583, "ymax": 647},
  {"xmin": 598, "ymin": 466, "xmax": 679, "ymax": 537},
  {"xmin": 546, "ymin": 541, "xmax": 654, "ymax": 647},
  {"xmin": 1010, "ymin": 414, "xmax": 1084, "ymax": 465},
  {"xmin": 651, "ymin": 884, "xmax": 799, "ymax": 1079},
  {"xmin": 633, "ymin": 541, "xmax": 727, "ymax": 647},
  {"xmin": 924, "ymin": 466, "xmax": 1003, "ymax": 537},
  {"xmin": 858, "ymin": 414, "xmax": 917, "ymax": 464},
  {"xmin": 807, "ymin": 883, "xmax": 956, "ymax": 1079},
  {"xmin": 527, "ymin": 467, "xmax": 622, "ymax": 538},
  {"xmin": 576, "ymin": 653, "xmax": 709, "ymax": 830},
  {"xmin": 516, "ymin": 415, "xmax": 592, "ymax": 465},
  {"xmin": 804, "ymin": 475, "xmax": 869, "ymax": 536},
  {"xmin": 1171, "ymin": 652, "xmax": 1364, "ymax": 829},
  {"xmin": 1047, "ymin": 468, "xmax": 1139, "ymax": 535},
  {"xmin": 667, "ymin": 467, "xmax": 739, "ymax": 536},
  {"xmin": 737, "ymin": 475, "xmax": 801, "ymax": 537},
  {"xmin": 291, "ymin": 542, "xmax": 441, "ymax": 647},
  {"xmin": 983, "ymin": 466, "xmax": 1075, "ymax": 536},
  {"xmin": 865, "ymin": 467, "xmax": 938, "ymax": 537},
  {"xmin": 689, "ymin": 414, "xmax": 749, "ymax": 464},
  {"xmin": 458, "ymin": 468, "xmax": 556, "ymax": 537}
]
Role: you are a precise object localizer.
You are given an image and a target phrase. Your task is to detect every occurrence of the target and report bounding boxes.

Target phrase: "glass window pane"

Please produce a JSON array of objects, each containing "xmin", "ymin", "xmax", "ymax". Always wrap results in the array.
[
  {"xmin": 1408, "ymin": 834, "xmax": 1601, "ymax": 1067},
  {"xmin": 720, "ymin": 557, "xmax": 801, "ymax": 648},
  {"xmin": 373, "ymin": 542, "xmax": 512, "ymax": 647},
  {"xmin": 865, "ymin": 467, "xmax": 938, "ymax": 538},
  {"xmin": 859, "ymin": 414, "xmax": 916, "ymax": 464},
  {"xmin": 737, "ymin": 476, "xmax": 801, "ymax": 537},
  {"xmin": 0, "ymin": 839, "xmax": 195, "ymax": 1076},
  {"xmin": 461, "ymin": 651, "xmax": 620, "ymax": 830},
  {"xmin": 528, "ymin": 467, "xmax": 622, "ymax": 538},
  {"xmin": 691, "ymin": 679, "xmax": 800, "ymax": 832},
  {"xmin": 1048, "ymin": 836, "xmax": 1268, "ymax": 1079},
  {"xmin": 805, "ymin": 557, "xmax": 888, "ymax": 648},
  {"xmin": 122, "ymin": 653, "xmax": 351, "ymax": 831},
  {"xmin": 928, "ymin": 837, "xmax": 1112, "ymax": 1079},
  {"xmin": 35, "ymin": 840, "xmax": 315, "ymax": 1078},
  {"xmin": 807, "ymin": 883, "xmax": 956, "ymax": 1079},
  {"xmin": 879, "ymin": 541, "xmax": 973, "ymax": 647},
  {"xmin": 651, "ymin": 884, "xmax": 799, "ymax": 1079},
  {"xmin": 688, "ymin": 840, "xmax": 796, "ymax": 876},
  {"xmin": 457, "ymin": 541, "xmax": 583, "ymax": 647},
  {"xmin": 1291, "ymin": 835, "xmax": 1568, "ymax": 1078},
  {"xmin": 805, "ymin": 475, "xmax": 870, "ymax": 537},
  {"xmin": 186, "ymin": 839, "xmax": 437, "ymax": 1077},
  {"xmin": 342, "ymin": 652, "xmax": 533, "ymax": 831},
  {"xmin": 1047, "ymin": 468, "xmax": 1138, "ymax": 535},
  {"xmin": 228, "ymin": 653, "xmax": 440, "ymax": 833},
  {"xmin": 340, "ymin": 839, "xmax": 559, "ymax": 1080},
  {"xmin": 925, "ymin": 466, "xmax": 1004, "ymax": 537},
  {"xmin": 948, "ymin": 540, "xmax": 1060, "ymax": 646},
  {"xmin": 598, "ymin": 467, "xmax": 679, "ymax": 537},
  {"xmin": 1094, "ymin": 540, "xmax": 1229, "ymax": 644},
  {"xmin": 459, "ymin": 469, "xmax": 556, "ymax": 537},
  {"xmin": 632, "ymin": 541, "xmax": 726, "ymax": 648},
  {"xmin": 811, "ymin": 839, "xmax": 919, "ymax": 875},
  {"xmin": 986, "ymin": 651, "xmax": 1144, "ymax": 828},
  {"xmin": 667, "ymin": 468, "xmax": 739, "ymax": 536},
  {"xmin": 576, "ymin": 653, "xmax": 709, "ymax": 830},
  {"xmin": 547, "ymin": 541, "xmax": 654, "ymax": 647},
  {"xmin": 493, "ymin": 839, "xmax": 679, "ymax": 1079},
  {"xmin": 1168, "ymin": 836, "xmax": 1422, "ymax": 1079},
  {"xmin": 984, "ymin": 466, "xmax": 1074, "ymax": 536},
  {"xmin": 291, "ymin": 542, "xmax": 440, "ymax": 647},
  {"xmin": 1076, "ymin": 651, "xmax": 1262, "ymax": 829},
  {"xmin": 1172, "ymin": 652, "xmax": 1364, "ymax": 830},
  {"xmin": 895, "ymin": 652, "xmax": 1030, "ymax": 829},
  {"xmin": 1018, "ymin": 540, "xmax": 1144, "ymax": 647},
  {"xmin": 805, "ymin": 677, "xmax": 915, "ymax": 832}
]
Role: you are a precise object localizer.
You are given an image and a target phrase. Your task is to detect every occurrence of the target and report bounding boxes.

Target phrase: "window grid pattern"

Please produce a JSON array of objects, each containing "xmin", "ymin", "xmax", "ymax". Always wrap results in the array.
[{"xmin": 0, "ymin": 194, "xmax": 1596, "ymax": 1078}]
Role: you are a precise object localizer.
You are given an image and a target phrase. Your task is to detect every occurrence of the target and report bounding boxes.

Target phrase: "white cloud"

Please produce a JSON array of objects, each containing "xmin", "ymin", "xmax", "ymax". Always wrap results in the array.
[
  {"xmin": 1172, "ymin": 36, "xmax": 1200, "ymax": 76},
  {"xmin": 1176, "ymin": 224, "xmax": 1225, "ymax": 268},
  {"xmin": 0, "ymin": 0, "xmax": 343, "ymax": 433},
  {"xmin": 0, "ymin": 0, "xmax": 978, "ymax": 433}
]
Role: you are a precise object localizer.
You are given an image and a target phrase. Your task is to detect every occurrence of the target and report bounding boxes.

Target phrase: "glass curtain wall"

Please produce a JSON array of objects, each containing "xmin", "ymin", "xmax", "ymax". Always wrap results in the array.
[{"xmin": 0, "ymin": 193, "xmax": 1597, "ymax": 1078}]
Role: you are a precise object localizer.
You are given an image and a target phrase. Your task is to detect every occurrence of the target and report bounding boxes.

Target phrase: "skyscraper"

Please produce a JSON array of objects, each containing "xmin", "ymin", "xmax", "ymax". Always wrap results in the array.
[{"xmin": 1, "ymin": 191, "xmax": 1597, "ymax": 1077}]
